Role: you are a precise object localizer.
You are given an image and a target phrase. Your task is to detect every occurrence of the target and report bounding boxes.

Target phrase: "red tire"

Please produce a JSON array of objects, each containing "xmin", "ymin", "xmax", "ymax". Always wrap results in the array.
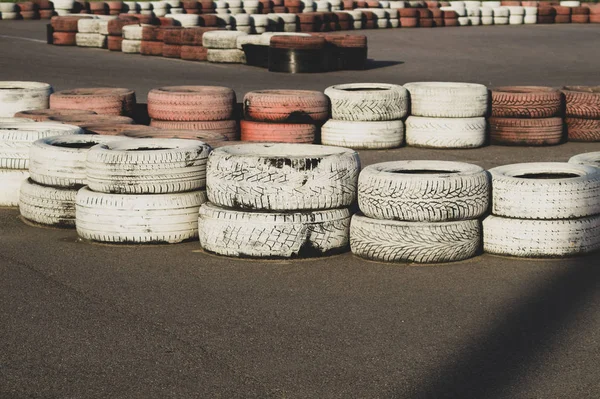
[
  {"xmin": 162, "ymin": 44, "xmax": 182, "ymax": 58},
  {"xmin": 13, "ymin": 108, "xmax": 96, "ymax": 122},
  {"xmin": 399, "ymin": 8, "xmax": 418, "ymax": 17},
  {"xmin": 501, "ymin": 1, "xmax": 521, "ymax": 5},
  {"xmin": 52, "ymin": 31, "xmax": 76, "ymax": 45},
  {"xmin": 162, "ymin": 27, "xmax": 183, "ymax": 44},
  {"xmin": 21, "ymin": 11, "xmax": 40, "ymax": 19},
  {"xmin": 566, "ymin": 118, "xmax": 600, "ymax": 142},
  {"xmin": 419, "ymin": 18, "xmax": 434, "ymax": 27},
  {"xmin": 48, "ymin": 114, "xmax": 134, "ymax": 126},
  {"xmin": 107, "ymin": 1, "xmax": 123, "ymax": 12},
  {"xmin": 400, "ymin": 17, "xmax": 418, "ymax": 27},
  {"xmin": 240, "ymin": 120, "xmax": 316, "ymax": 143},
  {"xmin": 417, "ymin": 9, "xmax": 432, "ymax": 18},
  {"xmin": 148, "ymin": 86, "xmax": 236, "ymax": 122},
  {"xmin": 444, "ymin": 17, "xmax": 459, "ymax": 26},
  {"xmin": 431, "ymin": 8, "xmax": 443, "ymax": 18},
  {"xmin": 17, "ymin": 2, "xmax": 35, "ymax": 12},
  {"xmin": 50, "ymin": 88, "xmax": 136, "ymax": 116},
  {"xmin": 571, "ymin": 6, "xmax": 590, "ymax": 15},
  {"xmin": 51, "ymin": 16, "xmax": 86, "ymax": 32},
  {"xmin": 181, "ymin": 27, "xmax": 220, "ymax": 45},
  {"xmin": 156, "ymin": 26, "xmax": 181, "ymax": 42},
  {"xmin": 571, "ymin": 14, "xmax": 589, "ymax": 23},
  {"xmin": 140, "ymin": 40, "xmax": 163, "ymax": 56},
  {"xmin": 590, "ymin": 14, "xmax": 600, "ymax": 23},
  {"xmin": 107, "ymin": 35, "xmax": 123, "ymax": 51},
  {"xmin": 243, "ymin": 90, "xmax": 329, "ymax": 123},
  {"xmin": 141, "ymin": 26, "xmax": 158, "ymax": 41},
  {"xmin": 443, "ymin": 10, "xmax": 458, "ymax": 18},
  {"xmin": 39, "ymin": 9, "xmax": 54, "ymax": 19},
  {"xmin": 270, "ymin": 35, "xmax": 326, "ymax": 49},
  {"xmin": 433, "ymin": 17, "xmax": 444, "ymax": 26},
  {"xmin": 537, "ymin": 15, "xmax": 555, "ymax": 23},
  {"xmin": 491, "ymin": 86, "xmax": 563, "ymax": 118},
  {"xmin": 426, "ymin": 1, "xmax": 440, "ymax": 7},
  {"xmin": 562, "ymin": 86, "xmax": 600, "ymax": 119},
  {"xmin": 89, "ymin": 2, "xmax": 107, "ymax": 13},
  {"xmin": 180, "ymin": 45, "xmax": 208, "ymax": 61},
  {"xmin": 149, "ymin": 119, "xmax": 239, "ymax": 140},
  {"xmin": 489, "ymin": 117, "xmax": 564, "ymax": 146},
  {"xmin": 553, "ymin": 5, "xmax": 571, "ymax": 15},
  {"xmin": 537, "ymin": 7, "xmax": 556, "ymax": 16},
  {"xmin": 107, "ymin": 17, "xmax": 139, "ymax": 35},
  {"xmin": 554, "ymin": 14, "xmax": 571, "ymax": 23},
  {"xmin": 198, "ymin": 14, "xmax": 218, "ymax": 26}
]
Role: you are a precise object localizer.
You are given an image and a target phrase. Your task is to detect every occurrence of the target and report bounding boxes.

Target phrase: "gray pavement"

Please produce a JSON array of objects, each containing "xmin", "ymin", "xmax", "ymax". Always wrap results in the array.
[{"xmin": 1, "ymin": 21, "xmax": 600, "ymax": 398}]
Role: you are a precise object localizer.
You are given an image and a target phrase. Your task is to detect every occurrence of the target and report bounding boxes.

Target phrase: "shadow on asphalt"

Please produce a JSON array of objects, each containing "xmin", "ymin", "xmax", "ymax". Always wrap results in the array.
[
  {"xmin": 365, "ymin": 60, "xmax": 404, "ymax": 70},
  {"xmin": 393, "ymin": 252, "xmax": 600, "ymax": 398}
]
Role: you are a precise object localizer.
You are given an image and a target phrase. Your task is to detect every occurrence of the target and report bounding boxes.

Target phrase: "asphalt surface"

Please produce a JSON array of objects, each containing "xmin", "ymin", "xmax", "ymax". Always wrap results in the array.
[{"xmin": 1, "ymin": 21, "xmax": 600, "ymax": 398}]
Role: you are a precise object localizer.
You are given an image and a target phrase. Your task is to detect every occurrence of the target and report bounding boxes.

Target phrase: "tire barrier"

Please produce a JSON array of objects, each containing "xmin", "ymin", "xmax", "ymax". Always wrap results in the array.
[
  {"xmin": 49, "ymin": 88, "xmax": 137, "ymax": 117},
  {"xmin": 563, "ymin": 86, "xmax": 600, "ymax": 142}
]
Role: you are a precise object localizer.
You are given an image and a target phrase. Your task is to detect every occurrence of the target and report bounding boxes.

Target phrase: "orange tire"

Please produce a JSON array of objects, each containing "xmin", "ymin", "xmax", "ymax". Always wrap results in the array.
[
  {"xmin": 147, "ymin": 86, "xmax": 236, "ymax": 122},
  {"xmin": 13, "ymin": 109, "xmax": 96, "ymax": 122},
  {"xmin": 149, "ymin": 119, "xmax": 238, "ymax": 140},
  {"xmin": 243, "ymin": 90, "xmax": 329, "ymax": 123},
  {"xmin": 240, "ymin": 120, "xmax": 315, "ymax": 143},
  {"xmin": 50, "ymin": 88, "xmax": 136, "ymax": 116}
]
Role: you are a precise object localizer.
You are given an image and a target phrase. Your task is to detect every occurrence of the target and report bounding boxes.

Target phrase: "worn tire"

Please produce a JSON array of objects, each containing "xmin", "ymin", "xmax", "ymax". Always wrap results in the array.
[
  {"xmin": 324, "ymin": 83, "xmax": 409, "ymax": 121},
  {"xmin": 404, "ymin": 82, "xmax": 488, "ymax": 118},
  {"xmin": 243, "ymin": 90, "xmax": 329, "ymax": 123},
  {"xmin": 206, "ymin": 48, "xmax": 247, "ymax": 63},
  {"xmin": 488, "ymin": 162, "xmax": 600, "ymax": 219},
  {"xmin": 240, "ymin": 120, "xmax": 315, "ymax": 143},
  {"xmin": 19, "ymin": 179, "xmax": 78, "ymax": 228},
  {"xmin": 321, "ymin": 119, "xmax": 404, "ymax": 150},
  {"xmin": 491, "ymin": 86, "xmax": 563, "ymax": 118},
  {"xmin": 198, "ymin": 203, "xmax": 351, "ymax": 258},
  {"xmin": 405, "ymin": 116, "xmax": 486, "ymax": 149},
  {"xmin": 0, "ymin": 81, "xmax": 53, "ymax": 118},
  {"xmin": 489, "ymin": 117, "xmax": 564, "ymax": 146},
  {"xmin": 149, "ymin": 119, "xmax": 238, "ymax": 140},
  {"xmin": 569, "ymin": 152, "xmax": 600, "ymax": 168},
  {"xmin": 562, "ymin": 86, "xmax": 600, "ymax": 119},
  {"xmin": 202, "ymin": 30, "xmax": 248, "ymax": 48},
  {"xmin": 0, "ymin": 170, "xmax": 29, "ymax": 207},
  {"xmin": 566, "ymin": 117, "xmax": 600, "ymax": 142},
  {"xmin": 50, "ymin": 88, "xmax": 136, "ymax": 117},
  {"xmin": 147, "ymin": 86, "xmax": 236, "ymax": 121},
  {"xmin": 121, "ymin": 38, "xmax": 141, "ymax": 53}
]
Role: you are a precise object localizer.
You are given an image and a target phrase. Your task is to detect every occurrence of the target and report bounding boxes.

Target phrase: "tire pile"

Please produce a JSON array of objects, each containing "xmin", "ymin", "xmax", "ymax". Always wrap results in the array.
[
  {"xmin": 404, "ymin": 82, "xmax": 488, "ymax": 149},
  {"xmin": 489, "ymin": 86, "xmax": 564, "ymax": 146},
  {"xmin": 76, "ymin": 17, "xmax": 110, "ymax": 48},
  {"xmin": 198, "ymin": 143, "xmax": 360, "ymax": 258},
  {"xmin": 483, "ymin": 162, "xmax": 600, "ymax": 257},
  {"xmin": 563, "ymin": 86, "xmax": 600, "ymax": 142},
  {"xmin": 49, "ymin": 87, "xmax": 136, "ymax": 117},
  {"xmin": 203, "ymin": 30, "xmax": 248, "ymax": 62},
  {"xmin": 321, "ymin": 83, "xmax": 408, "ymax": 149},
  {"xmin": 351, "ymin": 160, "xmax": 489, "ymax": 263}
]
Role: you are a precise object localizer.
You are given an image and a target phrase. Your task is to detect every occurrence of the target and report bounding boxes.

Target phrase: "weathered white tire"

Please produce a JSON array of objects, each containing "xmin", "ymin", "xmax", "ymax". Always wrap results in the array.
[
  {"xmin": 485, "ymin": 1, "xmax": 500, "ymax": 6},
  {"xmin": 198, "ymin": 203, "xmax": 351, "ymax": 258},
  {"xmin": 19, "ymin": 179, "xmax": 78, "ymax": 228},
  {"xmin": 165, "ymin": 13, "xmax": 200, "ymax": 26},
  {"xmin": 449, "ymin": 0, "xmax": 465, "ymax": 7},
  {"xmin": 388, "ymin": 0, "xmax": 406, "ymax": 7},
  {"xmin": 468, "ymin": 16, "xmax": 481, "ymax": 25},
  {"xmin": 464, "ymin": 1, "xmax": 481, "ymax": 7},
  {"xmin": 207, "ymin": 143, "xmax": 360, "ymax": 211},
  {"xmin": 1, "ymin": 11, "xmax": 18, "ymax": 20},
  {"xmin": 236, "ymin": 34, "xmax": 266, "ymax": 49},
  {"xmin": 207, "ymin": 49, "xmax": 247, "ymax": 63},
  {"xmin": 203, "ymin": 30, "xmax": 247, "ymax": 48},
  {"xmin": 458, "ymin": 16, "xmax": 470, "ymax": 25},
  {"xmin": 569, "ymin": 152, "xmax": 600, "ymax": 168},
  {"xmin": 524, "ymin": 6, "xmax": 537, "ymax": 15},
  {"xmin": 76, "ymin": 33, "xmax": 107, "ymax": 48},
  {"xmin": 0, "ymin": 117, "xmax": 35, "ymax": 123},
  {"xmin": 53, "ymin": 0, "xmax": 75, "ymax": 10},
  {"xmin": 358, "ymin": 160, "xmax": 489, "ymax": 222},
  {"xmin": 405, "ymin": 116, "xmax": 486, "ymax": 149},
  {"xmin": 0, "ymin": 3, "xmax": 17, "ymax": 12},
  {"xmin": 480, "ymin": 6, "xmax": 493, "ymax": 16},
  {"xmin": 0, "ymin": 81, "xmax": 53, "ymax": 118},
  {"xmin": 325, "ymin": 83, "xmax": 409, "ymax": 121},
  {"xmin": 321, "ymin": 120, "xmax": 404, "ymax": 150},
  {"xmin": 483, "ymin": 214, "xmax": 600, "ymax": 258},
  {"xmin": 493, "ymin": 16, "xmax": 508, "ymax": 24},
  {"xmin": 0, "ymin": 123, "xmax": 83, "ymax": 170},
  {"xmin": 489, "ymin": 162, "xmax": 600, "ymax": 219},
  {"xmin": 86, "ymin": 138, "xmax": 211, "ymax": 194},
  {"xmin": 29, "ymin": 134, "xmax": 131, "ymax": 188},
  {"xmin": 138, "ymin": 1, "xmax": 152, "ymax": 10},
  {"xmin": 466, "ymin": 7, "xmax": 480, "ymax": 16},
  {"xmin": 506, "ymin": 5, "xmax": 524, "ymax": 15},
  {"xmin": 389, "ymin": 18, "xmax": 399, "ymax": 28},
  {"xmin": 481, "ymin": 16, "xmax": 494, "ymax": 24},
  {"xmin": 350, "ymin": 215, "xmax": 481, "ymax": 263},
  {"xmin": 76, "ymin": 187, "xmax": 207, "ymax": 244},
  {"xmin": 559, "ymin": 1, "xmax": 580, "ymax": 6},
  {"xmin": 492, "ymin": 6, "xmax": 509, "ymax": 17},
  {"xmin": 122, "ymin": 25, "xmax": 143, "ymax": 40},
  {"xmin": 78, "ymin": 19, "xmax": 100, "ymax": 33},
  {"xmin": 233, "ymin": 13, "xmax": 251, "ymax": 25},
  {"xmin": 121, "ymin": 39, "xmax": 142, "ymax": 53},
  {"xmin": 509, "ymin": 15, "xmax": 523, "ymax": 24},
  {"xmin": 404, "ymin": 82, "xmax": 488, "ymax": 118},
  {"xmin": 0, "ymin": 169, "xmax": 28, "ymax": 207},
  {"xmin": 523, "ymin": 15, "xmax": 537, "ymax": 24}
]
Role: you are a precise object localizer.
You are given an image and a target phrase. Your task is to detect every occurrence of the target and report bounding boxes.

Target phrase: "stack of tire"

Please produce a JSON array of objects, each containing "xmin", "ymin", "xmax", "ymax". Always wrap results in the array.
[
  {"xmin": 17, "ymin": 2, "xmax": 39, "ymax": 20},
  {"xmin": 198, "ymin": 143, "xmax": 359, "ymax": 258},
  {"xmin": 322, "ymin": 83, "xmax": 407, "ymax": 150},
  {"xmin": 162, "ymin": 26, "xmax": 183, "ymax": 58},
  {"xmin": 76, "ymin": 17, "xmax": 110, "ymax": 49},
  {"xmin": 492, "ymin": 6, "xmax": 509, "ymax": 24},
  {"xmin": 537, "ymin": 4, "xmax": 556, "ymax": 23},
  {"xmin": 20, "ymin": 134, "xmax": 127, "ymax": 227},
  {"xmin": 483, "ymin": 162, "xmax": 600, "ymax": 257},
  {"xmin": 0, "ymin": 2, "xmax": 19, "ymax": 20},
  {"xmin": 75, "ymin": 138, "xmax": 210, "ymax": 244},
  {"xmin": 151, "ymin": 0, "xmax": 169, "ymax": 17},
  {"xmin": 148, "ymin": 86, "xmax": 239, "ymax": 140},
  {"xmin": 51, "ymin": 15, "xmax": 94, "ymax": 46},
  {"xmin": 50, "ymin": 88, "xmax": 136, "ymax": 118},
  {"xmin": 404, "ymin": 82, "xmax": 487, "ymax": 149},
  {"xmin": 141, "ymin": 26, "xmax": 175, "ymax": 56},
  {"xmin": 107, "ymin": 1, "xmax": 124, "ymax": 15},
  {"xmin": 203, "ymin": 30, "xmax": 247, "ymax": 63},
  {"xmin": 0, "ymin": 122, "xmax": 82, "ymax": 207},
  {"xmin": 562, "ymin": 86, "xmax": 600, "ymax": 142},
  {"xmin": 480, "ymin": 5, "xmax": 493, "ymax": 25},
  {"xmin": 52, "ymin": 0, "xmax": 75, "ymax": 15},
  {"xmin": 240, "ymin": 89, "xmax": 328, "ymax": 143},
  {"xmin": 590, "ymin": 4, "xmax": 600, "ymax": 24},
  {"xmin": 553, "ymin": 5, "xmax": 571, "ymax": 23},
  {"xmin": 166, "ymin": 12, "xmax": 200, "ymax": 26},
  {"xmin": 107, "ymin": 15, "xmax": 139, "ymax": 51},
  {"xmin": 442, "ymin": 9, "xmax": 459, "ymax": 25},
  {"xmin": 489, "ymin": 86, "xmax": 563, "ymax": 146},
  {"xmin": 321, "ymin": 34, "xmax": 368, "ymax": 71},
  {"xmin": 507, "ymin": 5, "xmax": 524, "ymax": 24},
  {"xmin": 89, "ymin": 1, "xmax": 108, "ymax": 15},
  {"xmin": 122, "ymin": 24, "xmax": 143, "ymax": 53},
  {"xmin": 522, "ymin": 5, "xmax": 537, "ymax": 24},
  {"xmin": 399, "ymin": 8, "xmax": 418, "ymax": 26},
  {"xmin": 268, "ymin": 35, "xmax": 326, "ymax": 72},
  {"xmin": 570, "ymin": 6, "xmax": 590, "ymax": 23},
  {"xmin": 180, "ymin": 27, "xmax": 218, "ymax": 61},
  {"xmin": 351, "ymin": 160, "xmax": 489, "ymax": 263}
]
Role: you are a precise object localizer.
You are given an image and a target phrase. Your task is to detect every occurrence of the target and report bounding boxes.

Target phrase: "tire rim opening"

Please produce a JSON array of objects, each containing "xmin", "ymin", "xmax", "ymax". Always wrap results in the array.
[
  {"xmin": 390, "ymin": 169, "xmax": 460, "ymax": 175},
  {"xmin": 341, "ymin": 87, "xmax": 389, "ymax": 92},
  {"xmin": 126, "ymin": 147, "xmax": 172, "ymax": 151},
  {"xmin": 55, "ymin": 142, "xmax": 99, "ymax": 149},
  {"xmin": 515, "ymin": 172, "xmax": 580, "ymax": 179}
]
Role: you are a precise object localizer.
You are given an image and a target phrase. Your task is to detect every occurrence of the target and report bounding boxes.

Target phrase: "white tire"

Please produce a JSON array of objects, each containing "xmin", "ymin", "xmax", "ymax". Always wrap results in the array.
[
  {"xmin": 122, "ymin": 25, "xmax": 143, "ymax": 40},
  {"xmin": 358, "ymin": 160, "xmax": 489, "ymax": 222},
  {"xmin": 325, "ymin": 83, "xmax": 409, "ymax": 121},
  {"xmin": 524, "ymin": 6, "xmax": 537, "ymax": 15},
  {"xmin": 494, "ymin": 16, "xmax": 508, "ymax": 24},
  {"xmin": 0, "ymin": 169, "xmax": 28, "ymax": 207},
  {"xmin": 388, "ymin": 1, "xmax": 406, "ymax": 7},
  {"xmin": 569, "ymin": 152, "xmax": 600, "ymax": 168},
  {"xmin": 250, "ymin": 14, "xmax": 268, "ymax": 26},
  {"xmin": 78, "ymin": 19, "xmax": 100, "ymax": 33},
  {"xmin": 236, "ymin": 34, "xmax": 266, "ymax": 49},
  {"xmin": 463, "ymin": 0, "xmax": 481, "ymax": 7},
  {"xmin": 481, "ymin": 16, "xmax": 494, "ymax": 25},
  {"xmin": 449, "ymin": 1, "xmax": 465, "ymax": 7},
  {"xmin": 468, "ymin": 16, "xmax": 481, "ymax": 25},
  {"xmin": 321, "ymin": 120, "xmax": 404, "ymax": 150},
  {"xmin": 509, "ymin": 15, "xmax": 523, "ymax": 24},
  {"xmin": 458, "ymin": 16, "xmax": 470, "ymax": 25},
  {"xmin": 489, "ymin": 162, "xmax": 600, "ymax": 219},
  {"xmin": 350, "ymin": 215, "xmax": 481, "ymax": 263},
  {"xmin": 207, "ymin": 49, "xmax": 246, "ymax": 63},
  {"xmin": 377, "ymin": 19, "xmax": 389, "ymax": 28},
  {"xmin": 0, "ymin": 81, "xmax": 53, "ymax": 118},
  {"xmin": 523, "ymin": 15, "xmax": 537, "ymax": 24},
  {"xmin": 0, "ymin": 3, "xmax": 16, "ymax": 12},
  {"xmin": 76, "ymin": 187, "xmax": 207, "ymax": 244},
  {"xmin": 405, "ymin": 116, "xmax": 486, "ymax": 149},
  {"xmin": 389, "ymin": 18, "xmax": 399, "ymax": 28},
  {"xmin": 1, "ymin": 11, "xmax": 18, "ymax": 20},
  {"xmin": 506, "ymin": 5, "xmax": 524, "ymax": 15},
  {"xmin": 76, "ymin": 33, "xmax": 107, "ymax": 48},
  {"xmin": 233, "ymin": 13, "xmax": 251, "ymax": 25},
  {"xmin": 277, "ymin": 13, "xmax": 298, "ymax": 23},
  {"xmin": 559, "ymin": 1, "xmax": 580, "ymax": 6},
  {"xmin": 485, "ymin": 1, "xmax": 500, "ymax": 6},
  {"xmin": 203, "ymin": 30, "xmax": 248, "ymax": 48},
  {"xmin": 385, "ymin": 9, "xmax": 398, "ymax": 18},
  {"xmin": 492, "ymin": 6, "xmax": 509, "ymax": 17},
  {"xmin": 404, "ymin": 82, "xmax": 489, "ymax": 118},
  {"xmin": 166, "ymin": 13, "xmax": 200, "ymax": 26},
  {"xmin": 138, "ymin": 1, "xmax": 152, "ymax": 10},
  {"xmin": 121, "ymin": 39, "xmax": 142, "ymax": 53},
  {"xmin": 19, "ymin": 179, "xmax": 78, "ymax": 228},
  {"xmin": 480, "ymin": 6, "xmax": 492, "ymax": 16},
  {"xmin": 198, "ymin": 203, "xmax": 351, "ymax": 258},
  {"xmin": 0, "ymin": 117, "xmax": 34, "ymax": 123},
  {"xmin": 0, "ymin": 123, "xmax": 83, "ymax": 170},
  {"xmin": 29, "ymin": 134, "xmax": 131, "ymax": 188},
  {"xmin": 86, "ymin": 138, "xmax": 211, "ymax": 194},
  {"xmin": 466, "ymin": 7, "xmax": 480, "ymax": 16},
  {"xmin": 207, "ymin": 143, "xmax": 359, "ymax": 210},
  {"xmin": 483, "ymin": 214, "xmax": 600, "ymax": 258}
]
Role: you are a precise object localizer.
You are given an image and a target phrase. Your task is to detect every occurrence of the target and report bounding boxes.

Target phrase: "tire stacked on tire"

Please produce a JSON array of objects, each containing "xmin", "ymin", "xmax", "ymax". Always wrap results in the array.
[
  {"xmin": 404, "ymin": 82, "xmax": 488, "ymax": 149},
  {"xmin": 322, "ymin": 83, "xmax": 408, "ymax": 149},
  {"xmin": 162, "ymin": 26, "xmax": 183, "ymax": 58},
  {"xmin": 553, "ymin": 5, "xmax": 571, "ymax": 23},
  {"xmin": 76, "ymin": 138, "xmax": 210, "ymax": 244},
  {"xmin": 122, "ymin": 24, "xmax": 143, "ymax": 53},
  {"xmin": 241, "ymin": 89, "xmax": 328, "ymax": 143},
  {"xmin": 50, "ymin": 88, "xmax": 137, "ymax": 118},
  {"xmin": 51, "ymin": 15, "xmax": 93, "ymax": 46},
  {"xmin": 0, "ymin": 81, "xmax": 52, "ymax": 118},
  {"xmin": 351, "ymin": 160, "xmax": 489, "ymax": 263},
  {"xmin": 20, "ymin": 134, "xmax": 128, "ymax": 227},
  {"xmin": 562, "ymin": 86, "xmax": 600, "ymax": 142},
  {"xmin": 76, "ymin": 18, "xmax": 109, "ymax": 49},
  {"xmin": 199, "ymin": 143, "xmax": 359, "ymax": 258},
  {"xmin": 203, "ymin": 30, "xmax": 248, "ymax": 63},
  {"xmin": 489, "ymin": 86, "xmax": 564, "ymax": 146},
  {"xmin": 0, "ymin": 123, "xmax": 82, "ymax": 207},
  {"xmin": 537, "ymin": 5, "xmax": 556, "ymax": 24},
  {"xmin": 148, "ymin": 86, "xmax": 239, "ymax": 140},
  {"xmin": 268, "ymin": 35, "xmax": 326, "ymax": 73},
  {"xmin": 180, "ymin": 27, "xmax": 218, "ymax": 61},
  {"xmin": 107, "ymin": 15, "xmax": 139, "ymax": 51},
  {"xmin": 483, "ymin": 162, "xmax": 600, "ymax": 257},
  {"xmin": 0, "ymin": 2, "xmax": 19, "ymax": 20},
  {"xmin": 17, "ymin": 2, "xmax": 39, "ymax": 20}
]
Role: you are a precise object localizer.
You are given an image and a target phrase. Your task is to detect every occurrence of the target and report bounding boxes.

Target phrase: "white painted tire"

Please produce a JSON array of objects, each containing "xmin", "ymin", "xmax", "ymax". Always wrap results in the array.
[
  {"xmin": 569, "ymin": 152, "xmax": 600, "ymax": 168},
  {"xmin": 0, "ymin": 3, "xmax": 16, "ymax": 12},
  {"xmin": 492, "ymin": 6, "xmax": 509, "ymax": 17},
  {"xmin": 0, "ymin": 169, "xmax": 28, "ymax": 207},
  {"xmin": 0, "ymin": 123, "xmax": 83, "ymax": 170},
  {"xmin": 19, "ymin": 179, "xmax": 78, "ymax": 228},
  {"xmin": 480, "ymin": 6, "xmax": 493, "ymax": 16},
  {"xmin": 466, "ymin": 7, "xmax": 480, "ymax": 16},
  {"xmin": 458, "ymin": 16, "xmax": 470, "ymax": 24},
  {"xmin": 405, "ymin": 116, "xmax": 486, "ymax": 149},
  {"xmin": 559, "ymin": 1, "xmax": 580, "ymax": 6},
  {"xmin": 481, "ymin": 16, "xmax": 494, "ymax": 25},
  {"xmin": 166, "ymin": 14, "xmax": 200, "ymax": 26},
  {"xmin": 321, "ymin": 120, "xmax": 404, "ymax": 150},
  {"xmin": 468, "ymin": 16, "xmax": 481, "ymax": 25},
  {"xmin": 350, "ymin": 215, "xmax": 481, "ymax": 263},
  {"xmin": 233, "ymin": 13, "xmax": 251, "ymax": 25},
  {"xmin": 0, "ymin": 117, "xmax": 34, "ymax": 123},
  {"xmin": 207, "ymin": 49, "xmax": 246, "ymax": 63},
  {"xmin": 506, "ymin": 5, "xmax": 524, "ymax": 15},
  {"xmin": 483, "ymin": 214, "xmax": 600, "ymax": 258},
  {"xmin": 524, "ymin": 6, "xmax": 537, "ymax": 15},
  {"xmin": 485, "ymin": 1, "xmax": 500, "ymax": 6},
  {"xmin": 493, "ymin": 16, "xmax": 508, "ymax": 24},
  {"xmin": 121, "ymin": 39, "xmax": 142, "ymax": 53},
  {"xmin": 198, "ymin": 203, "xmax": 351, "ymax": 258},
  {"xmin": 86, "ymin": 138, "xmax": 211, "ymax": 194},
  {"xmin": 122, "ymin": 25, "xmax": 143, "ymax": 40},
  {"xmin": 76, "ymin": 33, "xmax": 107, "ymax": 48},
  {"xmin": 325, "ymin": 83, "xmax": 409, "ymax": 121},
  {"xmin": 464, "ymin": 0, "xmax": 481, "ymax": 7},
  {"xmin": 524, "ymin": 15, "xmax": 537, "ymax": 24},
  {"xmin": 404, "ymin": 82, "xmax": 488, "ymax": 118},
  {"xmin": 203, "ymin": 30, "xmax": 248, "ymax": 48},
  {"xmin": 236, "ymin": 34, "xmax": 266, "ymax": 49},
  {"xmin": 76, "ymin": 187, "xmax": 207, "ymax": 244},
  {"xmin": 53, "ymin": 0, "xmax": 75, "ymax": 9},
  {"xmin": 489, "ymin": 162, "xmax": 600, "ymax": 220},
  {"xmin": 509, "ymin": 15, "xmax": 523, "ymax": 24},
  {"xmin": 0, "ymin": 81, "xmax": 53, "ymax": 118},
  {"xmin": 29, "ymin": 134, "xmax": 131, "ymax": 188},
  {"xmin": 1, "ymin": 11, "xmax": 18, "ymax": 20},
  {"xmin": 358, "ymin": 160, "xmax": 489, "ymax": 222},
  {"xmin": 207, "ymin": 143, "xmax": 360, "ymax": 211}
]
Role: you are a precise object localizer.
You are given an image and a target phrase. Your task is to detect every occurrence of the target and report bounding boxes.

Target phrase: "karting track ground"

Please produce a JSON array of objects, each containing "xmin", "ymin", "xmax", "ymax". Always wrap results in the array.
[{"xmin": 1, "ymin": 21, "xmax": 600, "ymax": 398}]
